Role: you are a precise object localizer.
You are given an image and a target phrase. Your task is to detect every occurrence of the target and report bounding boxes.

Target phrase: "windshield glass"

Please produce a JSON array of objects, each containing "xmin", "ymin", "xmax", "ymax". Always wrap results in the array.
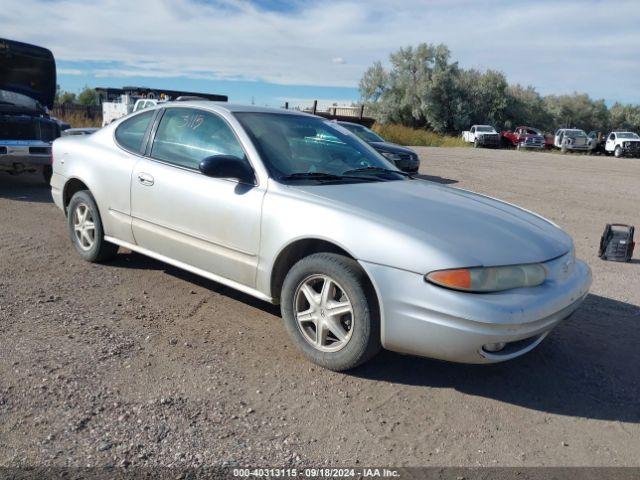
[
  {"xmin": 235, "ymin": 112, "xmax": 405, "ymax": 183},
  {"xmin": 339, "ymin": 122, "xmax": 385, "ymax": 142},
  {"xmin": 476, "ymin": 126, "xmax": 494, "ymax": 132},
  {"xmin": 617, "ymin": 132, "xmax": 640, "ymax": 139},
  {"xmin": 565, "ymin": 130, "xmax": 587, "ymax": 138}
]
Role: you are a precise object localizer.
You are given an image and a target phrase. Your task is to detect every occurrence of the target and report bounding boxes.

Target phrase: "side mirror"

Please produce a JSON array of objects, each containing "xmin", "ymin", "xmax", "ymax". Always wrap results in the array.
[{"xmin": 199, "ymin": 155, "xmax": 255, "ymax": 184}]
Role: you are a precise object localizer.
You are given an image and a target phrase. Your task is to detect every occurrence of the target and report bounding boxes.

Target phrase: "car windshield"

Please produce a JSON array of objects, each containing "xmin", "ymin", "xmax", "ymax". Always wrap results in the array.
[
  {"xmin": 565, "ymin": 130, "xmax": 587, "ymax": 138},
  {"xmin": 616, "ymin": 132, "xmax": 640, "ymax": 139},
  {"xmin": 339, "ymin": 122, "xmax": 385, "ymax": 143},
  {"xmin": 235, "ymin": 112, "xmax": 406, "ymax": 183},
  {"xmin": 476, "ymin": 126, "xmax": 494, "ymax": 132}
]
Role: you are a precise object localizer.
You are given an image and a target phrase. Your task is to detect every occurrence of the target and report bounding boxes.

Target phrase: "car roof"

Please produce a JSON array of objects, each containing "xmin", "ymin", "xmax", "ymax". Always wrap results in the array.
[{"xmin": 160, "ymin": 101, "xmax": 314, "ymax": 117}]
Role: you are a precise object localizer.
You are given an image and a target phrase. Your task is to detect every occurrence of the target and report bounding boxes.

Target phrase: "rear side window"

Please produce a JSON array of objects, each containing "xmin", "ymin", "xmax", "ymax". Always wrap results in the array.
[
  {"xmin": 151, "ymin": 108, "xmax": 245, "ymax": 170},
  {"xmin": 115, "ymin": 110, "xmax": 154, "ymax": 153}
]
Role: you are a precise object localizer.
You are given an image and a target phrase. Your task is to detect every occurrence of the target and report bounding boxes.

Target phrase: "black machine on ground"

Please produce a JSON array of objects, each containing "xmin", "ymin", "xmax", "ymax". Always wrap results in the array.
[{"xmin": 599, "ymin": 224, "xmax": 635, "ymax": 262}]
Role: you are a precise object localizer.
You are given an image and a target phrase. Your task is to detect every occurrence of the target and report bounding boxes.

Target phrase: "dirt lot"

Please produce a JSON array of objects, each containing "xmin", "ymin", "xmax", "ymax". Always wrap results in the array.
[{"xmin": 1, "ymin": 147, "xmax": 639, "ymax": 468}]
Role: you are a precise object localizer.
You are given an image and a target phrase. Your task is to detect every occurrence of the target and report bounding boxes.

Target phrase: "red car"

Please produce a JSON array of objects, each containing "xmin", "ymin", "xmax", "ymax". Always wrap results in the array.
[{"xmin": 501, "ymin": 126, "xmax": 551, "ymax": 149}]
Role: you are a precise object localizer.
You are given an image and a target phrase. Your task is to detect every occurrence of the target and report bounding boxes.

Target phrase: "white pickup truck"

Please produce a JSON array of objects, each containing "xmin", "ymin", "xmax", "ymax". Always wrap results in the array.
[
  {"xmin": 604, "ymin": 131, "xmax": 640, "ymax": 158},
  {"xmin": 553, "ymin": 129, "xmax": 593, "ymax": 153},
  {"xmin": 102, "ymin": 96, "xmax": 162, "ymax": 126},
  {"xmin": 462, "ymin": 125, "xmax": 500, "ymax": 148}
]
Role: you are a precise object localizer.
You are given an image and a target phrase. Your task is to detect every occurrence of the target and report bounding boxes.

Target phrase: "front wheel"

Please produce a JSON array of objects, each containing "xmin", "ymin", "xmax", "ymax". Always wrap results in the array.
[
  {"xmin": 280, "ymin": 253, "xmax": 381, "ymax": 371},
  {"xmin": 67, "ymin": 190, "xmax": 118, "ymax": 262},
  {"xmin": 614, "ymin": 146, "xmax": 622, "ymax": 158},
  {"xmin": 473, "ymin": 138, "xmax": 479, "ymax": 148}
]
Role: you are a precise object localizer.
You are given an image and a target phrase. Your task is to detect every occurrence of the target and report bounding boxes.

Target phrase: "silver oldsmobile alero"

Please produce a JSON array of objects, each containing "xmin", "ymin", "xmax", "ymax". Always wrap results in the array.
[{"xmin": 51, "ymin": 102, "xmax": 592, "ymax": 371}]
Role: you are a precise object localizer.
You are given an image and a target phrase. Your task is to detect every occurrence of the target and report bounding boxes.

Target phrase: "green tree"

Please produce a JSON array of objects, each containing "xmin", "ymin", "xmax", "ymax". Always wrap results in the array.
[{"xmin": 77, "ymin": 86, "xmax": 99, "ymax": 106}]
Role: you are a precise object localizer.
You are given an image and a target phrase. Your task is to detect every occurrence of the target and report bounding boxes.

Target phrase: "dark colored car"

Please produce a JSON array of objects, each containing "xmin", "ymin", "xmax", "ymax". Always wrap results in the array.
[
  {"xmin": 501, "ymin": 126, "xmax": 547, "ymax": 149},
  {"xmin": 0, "ymin": 38, "xmax": 60, "ymax": 184},
  {"xmin": 337, "ymin": 121, "xmax": 420, "ymax": 173}
]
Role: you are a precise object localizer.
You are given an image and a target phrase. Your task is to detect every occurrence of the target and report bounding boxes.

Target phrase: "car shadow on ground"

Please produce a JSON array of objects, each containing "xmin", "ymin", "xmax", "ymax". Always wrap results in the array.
[
  {"xmin": 414, "ymin": 173, "xmax": 458, "ymax": 185},
  {"xmin": 108, "ymin": 251, "xmax": 281, "ymax": 316},
  {"xmin": 0, "ymin": 172, "xmax": 52, "ymax": 203},
  {"xmin": 350, "ymin": 293, "xmax": 640, "ymax": 423}
]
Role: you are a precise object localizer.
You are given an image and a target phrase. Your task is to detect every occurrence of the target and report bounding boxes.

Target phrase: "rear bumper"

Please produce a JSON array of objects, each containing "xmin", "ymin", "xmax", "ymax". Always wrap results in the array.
[
  {"xmin": 0, "ymin": 143, "xmax": 52, "ymax": 171},
  {"xmin": 360, "ymin": 254, "xmax": 592, "ymax": 364}
]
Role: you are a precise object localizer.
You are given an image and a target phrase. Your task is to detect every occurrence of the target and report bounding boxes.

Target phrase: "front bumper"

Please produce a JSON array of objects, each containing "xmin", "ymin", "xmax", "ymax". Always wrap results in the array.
[
  {"xmin": 360, "ymin": 254, "xmax": 592, "ymax": 363},
  {"xmin": 621, "ymin": 143, "xmax": 640, "ymax": 157}
]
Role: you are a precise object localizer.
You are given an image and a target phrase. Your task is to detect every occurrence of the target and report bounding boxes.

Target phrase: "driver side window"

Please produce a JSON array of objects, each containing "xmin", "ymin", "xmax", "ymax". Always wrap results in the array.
[{"xmin": 151, "ymin": 108, "xmax": 245, "ymax": 170}]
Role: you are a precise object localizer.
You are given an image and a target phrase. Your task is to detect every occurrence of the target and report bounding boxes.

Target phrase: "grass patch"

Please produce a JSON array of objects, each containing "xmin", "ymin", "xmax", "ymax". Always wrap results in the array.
[
  {"xmin": 55, "ymin": 111, "xmax": 102, "ymax": 128},
  {"xmin": 372, "ymin": 123, "xmax": 468, "ymax": 148}
]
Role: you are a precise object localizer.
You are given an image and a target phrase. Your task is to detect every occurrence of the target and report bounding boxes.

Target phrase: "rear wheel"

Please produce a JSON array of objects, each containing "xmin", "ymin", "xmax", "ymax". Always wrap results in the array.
[
  {"xmin": 67, "ymin": 190, "xmax": 118, "ymax": 262},
  {"xmin": 281, "ymin": 253, "xmax": 380, "ymax": 371}
]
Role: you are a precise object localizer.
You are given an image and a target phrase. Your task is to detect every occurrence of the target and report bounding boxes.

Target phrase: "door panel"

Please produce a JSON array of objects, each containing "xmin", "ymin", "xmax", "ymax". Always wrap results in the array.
[{"xmin": 131, "ymin": 158, "xmax": 265, "ymax": 287}]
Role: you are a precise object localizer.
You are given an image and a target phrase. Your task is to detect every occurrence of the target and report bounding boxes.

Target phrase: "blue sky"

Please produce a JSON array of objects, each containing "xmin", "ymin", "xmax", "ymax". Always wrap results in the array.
[{"xmin": 3, "ymin": 0, "xmax": 640, "ymax": 107}]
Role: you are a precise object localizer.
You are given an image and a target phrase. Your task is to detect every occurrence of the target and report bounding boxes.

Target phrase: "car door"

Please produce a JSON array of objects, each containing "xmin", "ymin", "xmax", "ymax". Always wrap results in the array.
[
  {"xmin": 103, "ymin": 109, "xmax": 156, "ymax": 243},
  {"xmin": 130, "ymin": 107, "xmax": 266, "ymax": 288},
  {"xmin": 605, "ymin": 133, "xmax": 615, "ymax": 152}
]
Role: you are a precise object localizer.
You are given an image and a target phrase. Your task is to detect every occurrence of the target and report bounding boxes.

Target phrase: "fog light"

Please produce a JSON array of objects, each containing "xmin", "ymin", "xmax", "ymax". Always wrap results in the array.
[{"xmin": 483, "ymin": 342, "xmax": 506, "ymax": 352}]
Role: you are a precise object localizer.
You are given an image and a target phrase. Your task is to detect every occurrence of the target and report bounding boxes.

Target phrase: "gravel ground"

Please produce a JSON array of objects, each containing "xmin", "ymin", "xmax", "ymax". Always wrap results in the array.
[{"xmin": 1, "ymin": 146, "xmax": 639, "ymax": 468}]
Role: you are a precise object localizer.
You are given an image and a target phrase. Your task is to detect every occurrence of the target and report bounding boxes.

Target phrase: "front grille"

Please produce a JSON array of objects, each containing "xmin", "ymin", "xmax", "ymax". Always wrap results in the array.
[
  {"xmin": 625, "ymin": 143, "xmax": 640, "ymax": 154},
  {"xmin": 480, "ymin": 134, "xmax": 500, "ymax": 146},
  {"xmin": 29, "ymin": 146, "xmax": 51, "ymax": 155}
]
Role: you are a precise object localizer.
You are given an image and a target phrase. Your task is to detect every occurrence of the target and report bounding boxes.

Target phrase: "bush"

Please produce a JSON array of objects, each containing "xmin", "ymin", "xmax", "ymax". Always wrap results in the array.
[{"xmin": 372, "ymin": 123, "xmax": 468, "ymax": 148}]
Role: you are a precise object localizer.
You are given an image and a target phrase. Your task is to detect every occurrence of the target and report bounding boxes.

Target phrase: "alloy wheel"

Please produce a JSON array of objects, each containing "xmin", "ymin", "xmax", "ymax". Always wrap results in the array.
[
  {"xmin": 294, "ymin": 274, "xmax": 354, "ymax": 352},
  {"xmin": 72, "ymin": 203, "xmax": 96, "ymax": 251}
]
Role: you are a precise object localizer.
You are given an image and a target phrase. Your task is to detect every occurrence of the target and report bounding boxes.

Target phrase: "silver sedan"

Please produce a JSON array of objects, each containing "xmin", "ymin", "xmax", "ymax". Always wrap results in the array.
[{"xmin": 50, "ymin": 102, "xmax": 592, "ymax": 371}]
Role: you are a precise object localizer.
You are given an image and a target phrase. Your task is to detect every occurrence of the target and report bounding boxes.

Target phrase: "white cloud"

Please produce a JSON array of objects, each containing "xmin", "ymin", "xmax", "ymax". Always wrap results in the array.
[
  {"xmin": 1, "ymin": 0, "xmax": 639, "ymax": 101},
  {"xmin": 57, "ymin": 68, "xmax": 84, "ymax": 75}
]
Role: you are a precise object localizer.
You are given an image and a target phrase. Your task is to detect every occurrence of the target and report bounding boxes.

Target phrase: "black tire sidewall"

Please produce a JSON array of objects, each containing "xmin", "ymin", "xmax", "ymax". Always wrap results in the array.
[
  {"xmin": 67, "ymin": 190, "xmax": 110, "ymax": 262},
  {"xmin": 281, "ymin": 253, "xmax": 380, "ymax": 371}
]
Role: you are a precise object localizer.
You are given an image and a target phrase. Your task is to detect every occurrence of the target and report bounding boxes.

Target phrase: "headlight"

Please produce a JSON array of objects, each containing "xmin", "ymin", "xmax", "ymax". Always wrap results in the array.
[
  {"xmin": 425, "ymin": 264, "xmax": 547, "ymax": 292},
  {"xmin": 380, "ymin": 151, "xmax": 402, "ymax": 162}
]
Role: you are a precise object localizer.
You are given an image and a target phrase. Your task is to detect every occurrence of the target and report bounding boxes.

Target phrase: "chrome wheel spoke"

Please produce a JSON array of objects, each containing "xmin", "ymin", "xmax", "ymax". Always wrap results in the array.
[
  {"xmin": 296, "ymin": 308, "xmax": 316, "ymax": 324},
  {"xmin": 326, "ymin": 300, "xmax": 351, "ymax": 317},
  {"xmin": 300, "ymin": 283, "xmax": 320, "ymax": 306},
  {"xmin": 315, "ymin": 321, "xmax": 328, "ymax": 346},
  {"xmin": 325, "ymin": 318, "xmax": 348, "ymax": 343}
]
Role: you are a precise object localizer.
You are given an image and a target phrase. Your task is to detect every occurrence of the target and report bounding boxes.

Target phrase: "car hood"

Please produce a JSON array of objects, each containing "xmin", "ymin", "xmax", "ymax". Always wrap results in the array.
[
  {"xmin": 368, "ymin": 141, "xmax": 416, "ymax": 155},
  {"xmin": 0, "ymin": 38, "xmax": 56, "ymax": 109},
  {"xmin": 294, "ymin": 179, "xmax": 572, "ymax": 269}
]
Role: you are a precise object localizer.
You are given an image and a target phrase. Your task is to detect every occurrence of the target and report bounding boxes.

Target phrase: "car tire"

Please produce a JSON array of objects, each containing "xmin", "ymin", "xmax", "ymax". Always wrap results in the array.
[
  {"xmin": 473, "ymin": 138, "xmax": 479, "ymax": 148},
  {"xmin": 67, "ymin": 190, "xmax": 118, "ymax": 263},
  {"xmin": 42, "ymin": 165, "xmax": 52, "ymax": 185},
  {"xmin": 614, "ymin": 146, "xmax": 622, "ymax": 158},
  {"xmin": 280, "ymin": 252, "xmax": 381, "ymax": 371}
]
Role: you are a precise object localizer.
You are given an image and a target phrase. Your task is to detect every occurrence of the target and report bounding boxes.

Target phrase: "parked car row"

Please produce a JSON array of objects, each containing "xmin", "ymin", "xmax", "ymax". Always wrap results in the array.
[{"xmin": 463, "ymin": 123, "xmax": 640, "ymax": 157}]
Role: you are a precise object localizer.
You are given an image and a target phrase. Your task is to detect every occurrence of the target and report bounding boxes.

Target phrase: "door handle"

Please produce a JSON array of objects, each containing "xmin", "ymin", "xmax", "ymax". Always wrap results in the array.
[{"xmin": 137, "ymin": 173, "xmax": 154, "ymax": 186}]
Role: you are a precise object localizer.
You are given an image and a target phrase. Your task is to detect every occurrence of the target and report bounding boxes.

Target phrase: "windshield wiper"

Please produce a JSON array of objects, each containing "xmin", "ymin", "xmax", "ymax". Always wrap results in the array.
[
  {"xmin": 342, "ymin": 166, "xmax": 412, "ymax": 177},
  {"xmin": 280, "ymin": 172, "xmax": 381, "ymax": 182}
]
